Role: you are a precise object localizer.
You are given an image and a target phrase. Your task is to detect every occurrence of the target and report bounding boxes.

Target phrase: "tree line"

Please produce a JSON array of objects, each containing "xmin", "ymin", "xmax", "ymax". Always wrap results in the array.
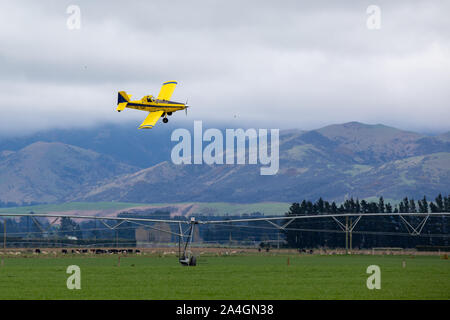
[
  {"xmin": 284, "ymin": 194, "xmax": 449, "ymax": 249},
  {"xmin": 286, "ymin": 194, "xmax": 450, "ymax": 216}
]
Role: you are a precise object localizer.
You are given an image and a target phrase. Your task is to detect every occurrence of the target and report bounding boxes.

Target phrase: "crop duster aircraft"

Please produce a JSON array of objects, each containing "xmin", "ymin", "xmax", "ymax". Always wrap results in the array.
[{"xmin": 116, "ymin": 81, "xmax": 189, "ymax": 129}]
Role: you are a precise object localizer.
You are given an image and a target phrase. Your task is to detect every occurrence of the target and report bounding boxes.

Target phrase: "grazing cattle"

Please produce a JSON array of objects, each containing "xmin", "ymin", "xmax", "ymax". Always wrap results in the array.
[
  {"xmin": 135, "ymin": 249, "xmax": 141, "ymax": 254},
  {"xmin": 35, "ymin": 249, "xmax": 41, "ymax": 254},
  {"xmin": 62, "ymin": 249, "xmax": 68, "ymax": 254},
  {"xmin": 127, "ymin": 249, "xmax": 133, "ymax": 254},
  {"xmin": 82, "ymin": 249, "xmax": 88, "ymax": 253}
]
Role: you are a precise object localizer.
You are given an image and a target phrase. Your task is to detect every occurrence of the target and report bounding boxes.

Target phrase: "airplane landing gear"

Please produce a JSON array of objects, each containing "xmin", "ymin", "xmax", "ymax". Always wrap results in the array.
[{"xmin": 163, "ymin": 118, "xmax": 169, "ymax": 123}]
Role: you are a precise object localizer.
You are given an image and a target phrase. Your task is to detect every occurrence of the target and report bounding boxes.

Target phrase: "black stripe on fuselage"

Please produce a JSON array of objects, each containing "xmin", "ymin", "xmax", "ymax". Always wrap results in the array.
[
  {"xmin": 127, "ymin": 103, "xmax": 183, "ymax": 111},
  {"xmin": 155, "ymin": 99, "xmax": 184, "ymax": 105},
  {"xmin": 128, "ymin": 101, "xmax": 184, "ymax": 108}
]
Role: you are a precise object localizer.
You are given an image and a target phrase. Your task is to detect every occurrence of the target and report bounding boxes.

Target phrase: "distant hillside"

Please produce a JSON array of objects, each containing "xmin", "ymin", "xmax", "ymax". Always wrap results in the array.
[
  {"xmin": 78, "ymin": 122, "xmax": 449, "ymax": 203},
  {"xmin": 316, "ymin": 122, "xmax": 424, "ymax": 163},
  {"xmin": 0, "ymin": 123, "xmax": 175, "ymax": 168},
  {"xmin": 0, "ymin": 142, "xmax": 137, "ymax": 204},
  {"xmin": 0, "ymin": 122, "xmax": 448, "ymax": 204}
]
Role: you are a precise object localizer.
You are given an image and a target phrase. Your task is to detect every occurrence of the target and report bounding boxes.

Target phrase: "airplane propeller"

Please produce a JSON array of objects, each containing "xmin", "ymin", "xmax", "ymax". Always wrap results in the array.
[{"xmin": 185, "ymin": 99, "xmax": 189, "ymax": 116}]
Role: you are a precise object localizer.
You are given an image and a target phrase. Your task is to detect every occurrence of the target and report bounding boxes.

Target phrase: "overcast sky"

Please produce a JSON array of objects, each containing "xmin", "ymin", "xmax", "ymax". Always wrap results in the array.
[{"xmin": 1, "ymin": 0, "xmax": 449, "ymax": 135}]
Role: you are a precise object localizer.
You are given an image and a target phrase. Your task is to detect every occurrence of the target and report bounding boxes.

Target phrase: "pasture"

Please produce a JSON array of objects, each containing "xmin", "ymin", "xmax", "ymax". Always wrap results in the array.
[{"xmin": 0, "ymin": 253, "xmax": 448, "ymax": 299}]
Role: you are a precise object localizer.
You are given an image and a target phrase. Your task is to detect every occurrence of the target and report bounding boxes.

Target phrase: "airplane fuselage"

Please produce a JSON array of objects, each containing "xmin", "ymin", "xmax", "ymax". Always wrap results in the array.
[{"xmin": 125, "ymin": 99, "xmax": 186, "ymax": 113}]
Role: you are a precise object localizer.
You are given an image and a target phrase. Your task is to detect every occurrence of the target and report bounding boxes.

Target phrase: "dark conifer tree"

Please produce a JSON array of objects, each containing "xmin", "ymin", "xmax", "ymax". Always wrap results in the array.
[
  {"xmin": 288, "ymin": 203, "xmax": 301, "ymax": 216},
  {"xmin": 409, "ymin": 199, "xmax": 417, "ymax": 213},
  {"xmin": 360, "ymin": 200, "xmax": 368, "ymax": 213},
  {"xmin": 402, "ymin": 197, "xmax": 410, "ymax": 213},
  {"xmin": 435, "ymin": 194, "xmax": 444, "ymax": 212},
  {"xmin": 324, "ymin": 201, "xmax": 331, "ymax": 214},
  {"xmin": 378, "ymin": 197, "xmax": 385, "ymax": 213},
  {"xmin": 385, "ymin": 203, "xmax": 393, "ymax": 213},
  {"xmin": 300, "ymin": 200, "xmax": 307, "ymax": 214},
  {"xmin": 444, "ymin": 195, "xmax": 450, "ymax": 212},
  {"xmin": 331, "ymin": 202, "xmax": 338, "ymax": 214},
  {"xmin": 430, "ymin": 202, "xmax": 439, "ymax": 213},
  {"xmin": 355, "ymin": 199, "xmax": 361, "ymax": 213},
  {"xmin": 317, "ymin": 198, "xmax": 324, "ymax": 213},
  {"xmin": 419, "ymin": 196, "xmax": 429, "ymax": 213}
]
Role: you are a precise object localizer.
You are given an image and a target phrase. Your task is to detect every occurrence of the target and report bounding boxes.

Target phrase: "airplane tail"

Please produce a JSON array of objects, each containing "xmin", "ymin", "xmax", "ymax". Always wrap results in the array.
[{"xmin": 117, "ymin": 91, "xmax": 130, "ymax": 112}]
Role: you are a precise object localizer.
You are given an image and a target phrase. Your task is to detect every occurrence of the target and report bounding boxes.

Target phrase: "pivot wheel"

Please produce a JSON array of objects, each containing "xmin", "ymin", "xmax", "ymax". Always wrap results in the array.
[
  {"xmin": 163, "ymin": 118, "xmax": 169, "ymax": 123},
  {"xmin": 189, "ymin": 256, "xmax": 197, "ymax": 266}
]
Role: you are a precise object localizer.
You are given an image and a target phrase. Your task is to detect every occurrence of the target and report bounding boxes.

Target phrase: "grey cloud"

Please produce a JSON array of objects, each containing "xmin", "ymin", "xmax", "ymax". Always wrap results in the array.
[{"xmin": 0, "ymin": 0, "xmax": 449, "ymax": 135}]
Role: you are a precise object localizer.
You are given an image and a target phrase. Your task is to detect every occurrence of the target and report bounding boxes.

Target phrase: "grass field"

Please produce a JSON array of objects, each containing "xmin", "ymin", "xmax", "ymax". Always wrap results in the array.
[
  {"xmin": 0, "ymin": 202, "xmax": 148, "ymax": 214},
  {"xmin": 0, "ymin": 201, "xmax": 290, "ymax": 216},
  {"xmin": 0, "ymin": 254, "xmax": 448, "ymax": 299}
]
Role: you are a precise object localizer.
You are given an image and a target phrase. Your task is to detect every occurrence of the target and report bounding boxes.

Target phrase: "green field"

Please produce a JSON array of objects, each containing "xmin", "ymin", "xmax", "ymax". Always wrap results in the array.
[
  {"xmin": 0, "ymin": 202, "xmax": 148, "ymax": 214},
  {"xmin": 0, "ymin": 254, "xmax": 448, "ymax": 299},
  {"xmin": 0, "ymin": 201, "xmax": 290, "ymax": 216}
]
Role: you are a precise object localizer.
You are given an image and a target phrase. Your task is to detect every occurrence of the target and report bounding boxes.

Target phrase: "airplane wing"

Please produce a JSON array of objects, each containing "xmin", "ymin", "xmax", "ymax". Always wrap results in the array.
[
  {"xmin": 157, "ymin": 81, "xmax": 178, "ymax": 100},
  {"xmin": 138, "ymin": 111, "xmax": 164, "ymax": 129}
]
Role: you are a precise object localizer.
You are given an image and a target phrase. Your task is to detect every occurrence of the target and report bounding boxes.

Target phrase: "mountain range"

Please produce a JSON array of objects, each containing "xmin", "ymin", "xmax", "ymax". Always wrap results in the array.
[{"xmin": 0, "ymin": 121, "xmax": 448, "ymax": 205}]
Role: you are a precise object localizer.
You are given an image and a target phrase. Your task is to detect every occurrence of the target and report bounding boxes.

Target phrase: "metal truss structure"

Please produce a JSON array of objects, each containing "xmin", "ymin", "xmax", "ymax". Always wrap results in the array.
[{"xmin": 1, "ymin": 212, "xmax": 449, "ymax": 265}]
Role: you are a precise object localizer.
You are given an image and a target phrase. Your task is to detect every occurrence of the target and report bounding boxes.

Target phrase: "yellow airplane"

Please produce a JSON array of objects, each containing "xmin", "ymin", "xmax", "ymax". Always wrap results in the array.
[{"xmin": 116, "ymin": 81, "xmax": 189, "ymax": 129}]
